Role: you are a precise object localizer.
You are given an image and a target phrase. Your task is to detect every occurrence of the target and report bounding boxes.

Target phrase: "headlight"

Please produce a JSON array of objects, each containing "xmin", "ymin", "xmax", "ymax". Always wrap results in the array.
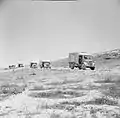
[
  {"xmin": 84, "ymin": 62, "xmax": 88, "ymax": 66},
  {"xmin": 92, "ymin": 63, "xmax": 95, "ymax": 66}
]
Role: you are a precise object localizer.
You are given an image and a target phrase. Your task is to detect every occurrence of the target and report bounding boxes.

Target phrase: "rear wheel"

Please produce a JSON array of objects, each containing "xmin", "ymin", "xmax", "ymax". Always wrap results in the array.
[
  {"xmin": 71, "ymin": 65, "xmax": 74, "ymax": 69},
  {"xmin": 69, "ymin": 63, "xmax": 74, "ymax": 69}
]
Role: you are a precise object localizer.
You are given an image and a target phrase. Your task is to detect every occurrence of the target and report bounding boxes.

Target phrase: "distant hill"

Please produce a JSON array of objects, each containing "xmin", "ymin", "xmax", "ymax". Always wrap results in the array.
[
  {"xmin": 94, "ymin": 49, "xmax": 120, "ymax": 69},
  {"xmin": 94, "ymin": 49, "xmax": 120, "ymax": 60},
  {"xmin": 52, "ymin": 49, "xmax": 120, "ymax": 69},
  {"xmin": 51, "ymin": 58, "xmax": 69, "ymax": 68}
]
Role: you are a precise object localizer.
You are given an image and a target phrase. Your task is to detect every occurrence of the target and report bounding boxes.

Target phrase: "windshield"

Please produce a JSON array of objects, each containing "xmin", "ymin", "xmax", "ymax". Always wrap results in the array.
[{"xmin": 84, "ymin": 55, "xmax": 92, "ymax": 60}]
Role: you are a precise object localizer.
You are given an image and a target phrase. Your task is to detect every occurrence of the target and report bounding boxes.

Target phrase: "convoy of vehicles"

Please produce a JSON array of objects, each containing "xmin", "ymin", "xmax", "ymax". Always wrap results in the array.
[
  {"xmin": 8, "ymin": 52, "xmax": 95, "ymax": 70},
  {"xmin": 29, "ymin": 61, "xmax": 51, "ymax": 69}
]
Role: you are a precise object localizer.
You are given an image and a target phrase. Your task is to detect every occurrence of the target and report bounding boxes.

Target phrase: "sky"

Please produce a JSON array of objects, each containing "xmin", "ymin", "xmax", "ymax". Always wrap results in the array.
[{"xmin": 0, "ymin": 0, "xmax": 120, "ymax": 67}]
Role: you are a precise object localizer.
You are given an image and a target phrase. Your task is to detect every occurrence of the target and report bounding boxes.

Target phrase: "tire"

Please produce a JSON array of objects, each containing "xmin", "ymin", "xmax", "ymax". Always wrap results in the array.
[
  {"xmin": 90, "ymin": 67, "xmax": 95, "ymax": 70},
  {"xmin": 70, "ymin": 63, "xmax": 74, "ymax": 69},
  {"xmin": 81, "ymin": 64, "xmax": 86, "ymax": 70},
  {"xmin": 78, "ymin": 66, "xmax": 81, "ymax": 70},
  {"xmin": 71, "ymin": 65, "xmax": 74, "ymax": 69}
]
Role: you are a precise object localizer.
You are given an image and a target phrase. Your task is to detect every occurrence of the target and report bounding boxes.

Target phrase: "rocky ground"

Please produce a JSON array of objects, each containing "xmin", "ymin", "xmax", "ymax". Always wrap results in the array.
[{"xmin": 0, "ymin": 67, "xmax": 120, "ymax": 118}]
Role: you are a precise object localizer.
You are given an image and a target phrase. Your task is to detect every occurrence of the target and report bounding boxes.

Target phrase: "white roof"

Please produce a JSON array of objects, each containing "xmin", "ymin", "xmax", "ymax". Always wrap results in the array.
[
  {"xmin": 70, "ymin": 52, "xmax": 92, "ymax": 55},
  {"xmin": 42, "ymin": 60, "xmax": 50, "ymax": 62},
  {"xmin": 79, "ymin": 52, "xmax": 92, "ymax": 55}
]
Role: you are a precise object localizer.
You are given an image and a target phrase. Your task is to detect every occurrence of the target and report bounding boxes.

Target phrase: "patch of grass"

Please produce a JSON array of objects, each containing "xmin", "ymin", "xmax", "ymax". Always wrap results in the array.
[
  {"xmin": 41, "ymin": 101, "xmax": 75, "ymax": 111},
  {"xmin": 16, "ymin": 75, "xmax": 25, "ymax": 80},
  {"xmin": 29, "ymin": 85, "xmax": 54, "ymax": 91},
  {"xmin": 47, "ymin": 101, "xmax": 84, "ymax": 111},
  {"xmin": 95, "ymin": 77, "xmax": 114, "ymax": 83},
  {"xmin": 28, "ymin": 90, "xmax": 85, "ymax": 99},
  {"xmin": 104, "ymin": 77, "xmax": 113, "ymax": 83},
  {"xmin": 49, "ymin": 104, "xmax": 67, "ymax": 110},
  {"xmin": 95, "ymin": 74, "xmax": 120, "ymax": 84},
  {"xmin": 50, "ymin": 112, "xmax": 77, "ymax": 118},
  {"xmin": 46, "ymin": 80, "xmax": 83, "ymax": 86},
  {"xmin": 85, "ymin": 97, "xmax": 118, "ymax": 106},
  {"xmin": 29, "ymin": 85, "xmax": 45, "ymax": 91},
  {"xmin": 64, "ymin": 115, "xmax": 77, "ymax": 118},
  {"xmin": 88, "ymin": 85, "xmax": 101, "ymax": 90},
  {"xmin": 59, "ymin": 101, "xmax": 83, "ymax": 107},
  {"xmin": 25, "ymin": 114, "xmax": 32, "ymax": 118},
  {"xmin": 0, "ymin": 112, "xmax": 9, "ymax": 117},
  {"xmin": 50, "ymin": 112, "xmax": 62, "ymax": 118},
  {"xmin": 102, "ymin": 84, "xmax": 120, "ymax": 99},
  {"xmin": 0, "ymin": 84, "xmax": 26, "ymax": 97},
  {"xmin": 67, "ymin": 86, "xmax": 85, "ymax": 90},
  {"xmin": 29, "ymin": 72, "xmax": 36, "ymax": 75},
  {"xmin": 29, "ymin": 91, "xmax": 65, "ymax": 99},
  {"xmin": 58, "ymin": 97, "xmax": 118, "ymax": 107}
]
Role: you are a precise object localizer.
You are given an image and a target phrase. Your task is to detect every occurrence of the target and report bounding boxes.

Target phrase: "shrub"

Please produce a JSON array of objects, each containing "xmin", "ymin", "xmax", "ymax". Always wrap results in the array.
[
  {"xmin": 50, "ymin": 112, "xmax": 61, "ymax": 118},
  {"xmin": 85, "ymin": 97, "xmax": 118, "ymax": 106},
  {"xmin": 0, "ymin": 84, "xmax": 26, "ymax": 95}
]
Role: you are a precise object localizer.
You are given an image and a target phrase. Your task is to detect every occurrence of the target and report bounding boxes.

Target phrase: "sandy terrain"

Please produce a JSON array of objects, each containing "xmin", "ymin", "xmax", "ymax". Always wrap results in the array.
[{"xmin": 0, "ymin": 67, "xmax": 120, "ymax": 118}]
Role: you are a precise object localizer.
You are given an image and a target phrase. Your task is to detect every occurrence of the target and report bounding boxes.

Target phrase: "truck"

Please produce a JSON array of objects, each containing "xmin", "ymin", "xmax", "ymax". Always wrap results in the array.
[
  {"xmin": 18, "ymin": 63, "xmax": 24, "ymax": 68},
  {"xmin": 9, "ymin": 65, "xmax": 16, "ymax": 69},
  {"xmin": 30, "ymin": 62, "xmax": 38, "ymax": 68},
  {"xmin": 39, "ymin": 61, "xmax": 51, "ymax": 69},
  {"xmin": 68, "ymin": 52, "xmax": 95, "ymax": 70}
]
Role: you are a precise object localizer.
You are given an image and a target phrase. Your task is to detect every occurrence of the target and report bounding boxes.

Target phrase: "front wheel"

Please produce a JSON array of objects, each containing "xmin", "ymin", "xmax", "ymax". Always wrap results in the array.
[
  {"xmin": 81, "ymin": 64, "xmax": 86, "ymax": 70},
  {"xmin": 90, "ymin": 67, "xmax": 95, "ymax": 70},
  {"xmin": 78, "ymin": 66, "xmax": 81, "ymax": 70}
]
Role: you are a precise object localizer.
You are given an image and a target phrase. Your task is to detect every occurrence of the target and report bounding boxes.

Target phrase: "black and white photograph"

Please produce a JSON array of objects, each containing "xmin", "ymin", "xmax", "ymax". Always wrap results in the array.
[{"xmin": 0, "ymin": 0, "xmax": 120, "ymax": 117}]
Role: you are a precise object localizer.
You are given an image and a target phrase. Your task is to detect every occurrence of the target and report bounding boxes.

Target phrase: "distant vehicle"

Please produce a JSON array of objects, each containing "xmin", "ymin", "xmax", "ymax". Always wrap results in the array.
[
  {"xmin": 4, "ymin": 68, "xmax": 8, "ymax": 70},
  {"xmin": 40, "ymin": 61, "xmax": 51, "ymax": 69},
  {"xmin": 9, "ymin": 65, "xmax": 16, "ymax": 69},
  {"xmin": 68, "ymin": 52, "xmax": 95, "ymax": 70},
  {"xmin": 18, "ymin": 63, "xmax": 24, "ymax": 68},
  {"xmin": 30, "ymin": 62, "xmax": 38, "ymax": 68}
]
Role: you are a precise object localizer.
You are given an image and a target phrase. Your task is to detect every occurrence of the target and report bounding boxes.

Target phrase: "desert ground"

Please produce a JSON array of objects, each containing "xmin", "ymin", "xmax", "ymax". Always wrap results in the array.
[{"xmin": 0, "ymin": 64, "xmax": 120, "ymax": 118}]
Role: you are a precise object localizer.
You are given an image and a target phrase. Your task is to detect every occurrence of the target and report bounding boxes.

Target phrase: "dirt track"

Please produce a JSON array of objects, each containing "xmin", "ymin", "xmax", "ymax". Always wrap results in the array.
[{"xmin": 0, "ymin": 67, "xmax": 120, "ymax": 118}]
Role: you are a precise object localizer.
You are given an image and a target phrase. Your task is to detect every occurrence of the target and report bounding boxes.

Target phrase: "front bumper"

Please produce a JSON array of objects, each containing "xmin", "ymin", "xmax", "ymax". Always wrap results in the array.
[{"xmin": 84, "ymin": 62, "xmax": 95, "ymax": 67}]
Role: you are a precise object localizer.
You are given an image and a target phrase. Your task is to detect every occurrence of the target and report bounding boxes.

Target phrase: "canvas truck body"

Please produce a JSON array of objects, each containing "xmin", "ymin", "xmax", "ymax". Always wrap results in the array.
[
  {"xmin": 69, "ymin": 52, "xmax": 79, "ymax": 65},
  {"xmin": 69, "ymin": 52, "xmax": 95, "ymax": 70}
]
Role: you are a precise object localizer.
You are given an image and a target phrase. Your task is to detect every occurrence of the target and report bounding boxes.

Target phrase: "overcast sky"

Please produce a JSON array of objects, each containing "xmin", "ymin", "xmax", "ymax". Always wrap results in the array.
[{"xmin": 0, "ymin": 0, "xmax": 120, "ymax": 67}]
